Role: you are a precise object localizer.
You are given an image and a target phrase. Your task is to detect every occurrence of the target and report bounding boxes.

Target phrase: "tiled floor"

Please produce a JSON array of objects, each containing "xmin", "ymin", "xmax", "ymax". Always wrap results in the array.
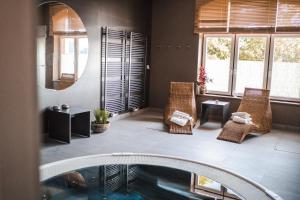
[{"xmin": 41, "ymin": 110, "xmax": 300, "ymax": 200}]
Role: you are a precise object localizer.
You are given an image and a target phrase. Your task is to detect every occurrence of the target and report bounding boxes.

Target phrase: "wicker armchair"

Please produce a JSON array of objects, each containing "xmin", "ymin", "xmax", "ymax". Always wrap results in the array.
[
  {"xmin": 217, "ymin": 88, "xmax": 272, "ymax": 143},
  {"xmin": 164, "ymin": 82, "xmax": 197, "ymax": 134}
]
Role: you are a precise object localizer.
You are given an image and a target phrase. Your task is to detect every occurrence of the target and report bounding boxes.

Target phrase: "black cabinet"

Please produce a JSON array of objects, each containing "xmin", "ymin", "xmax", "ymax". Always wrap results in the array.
[
  {"xmin": 48, "ymin": 107, "xmax": 91, "ymax": 143},
  {"xmin": 200, "ymin": 100, "xmax": 230, "ymax": 128}
]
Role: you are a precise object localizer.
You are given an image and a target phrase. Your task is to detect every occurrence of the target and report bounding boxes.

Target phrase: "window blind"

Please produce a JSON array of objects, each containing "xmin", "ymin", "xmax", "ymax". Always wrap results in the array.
[
  {"xmin": 50, "ymin": 5, "xmax": 86, "ymax": 33},
  {"xmin": 194, "ymin": 0, "xmax": 229, "ymax": 32},
  {"xmin": 276, "ymin": 0, "xmax": 300, "ymax": 31},
  {"xmin": 229, "ymin": 0, "xmax": 277, "ymax": 32},
  {"xmin": 194, "ymin": 0, "xmax": 300, "ymax": 33}
]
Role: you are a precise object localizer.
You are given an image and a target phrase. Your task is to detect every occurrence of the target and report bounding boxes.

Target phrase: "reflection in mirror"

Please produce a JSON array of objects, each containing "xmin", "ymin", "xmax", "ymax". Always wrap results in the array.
[{"xmin": 37, "ymin": 2, "xmax": 88, "ymax": 90}]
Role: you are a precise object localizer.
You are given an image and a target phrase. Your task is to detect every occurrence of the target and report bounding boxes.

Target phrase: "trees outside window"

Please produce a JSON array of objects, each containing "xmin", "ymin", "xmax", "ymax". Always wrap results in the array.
[
  {"xmin": 234, "ymin": 36, "xmax": 269, "ymax": 94},
  {"xmin": 204, "ymin": 35, "xmax": 234, "ymax": 94},
  {"xmin": 202, "ymin": 34, "xmax": 300, "ymax": 101},
  {"xmin": 270, "ymin": 36, "xmax": 300, "ymax": 99}
]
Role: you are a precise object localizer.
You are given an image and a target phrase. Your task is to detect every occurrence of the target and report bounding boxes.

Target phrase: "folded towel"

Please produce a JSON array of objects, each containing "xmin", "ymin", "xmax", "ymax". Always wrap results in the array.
[
  {"xmin": 233, "ymin": 116, "xmax": 252, "ymax": 124},
  {"xmin": 232, "ymin": 115, "xmax": 252, "ymax": 121},
  {"xmin": 170, "ymin": 116, "xmax": 189, "ymax": 126},
  {"xmin": 172, "ymin": 110, "xmax": 192, "ymax": 121},
  {"xmin": 170, "ymin": 110, "xmax": 192, "ymax": 126},
  {"xmin": 232, "ymin": 112, "xmax": 251, "ymax": 118}
]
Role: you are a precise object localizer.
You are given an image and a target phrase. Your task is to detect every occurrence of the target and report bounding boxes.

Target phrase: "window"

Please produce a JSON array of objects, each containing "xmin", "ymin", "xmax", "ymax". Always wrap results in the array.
[
  {"xmin": 269, "ymin": 36, "xmax": 300, "ymax": 99},
  {"xmin": 58, "ymin": 36, "xmax": 88, "ymax": 79},
  {"xmin": 60, "ymin": 37, "xmax": 75, "ymax": 75},
  {"xmin": 233, "ymin": 35, "xmax": 269, "ymax": 94},
  {"xmin": 50, "ymin": 3, "xmax": 88, "ymax": 81},
  {"xmin": 78, "ymin": 37, "xmax": 89, "ymax": 78},
  {"xmin": 201, "ymin": 34, "xmax": 300, "ymax": 101},
  {"xmin": 203, "ymin": 35, "xmax": 234, "ymax": 94},
  {"xmin": 37, "ymin": 37, "xmax": 46, "ymax": 86}
]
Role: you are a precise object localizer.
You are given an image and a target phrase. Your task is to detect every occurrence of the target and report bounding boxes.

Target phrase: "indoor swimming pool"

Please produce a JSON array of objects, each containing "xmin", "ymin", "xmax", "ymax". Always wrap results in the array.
[
  {"xmin": 41, "ymin": 164, "xmax": 243, "ymax": 200},
  {"xmin": 40, "ymin": 153, "xmax": 282, "ymax": 200}
]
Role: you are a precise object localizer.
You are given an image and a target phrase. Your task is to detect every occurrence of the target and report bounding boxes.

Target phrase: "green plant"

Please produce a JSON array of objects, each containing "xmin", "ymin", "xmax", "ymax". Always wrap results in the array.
[
  {"xmin": 207, "ymin": 37, "xmax": 231, "ymax": 60},
  {"xmin": 94, "ymin": 109, "xmax": 109, "ymax": 124}
]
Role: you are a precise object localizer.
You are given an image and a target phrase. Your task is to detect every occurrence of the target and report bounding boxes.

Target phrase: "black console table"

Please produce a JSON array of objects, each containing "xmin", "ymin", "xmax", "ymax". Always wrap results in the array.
[
  {"xmin": 200, "ymin": 100, "xmax": 230, "ymax": 127},
  {"xmin": 48, "ymin": 107, "xmax": 91, "ymax": 143}
]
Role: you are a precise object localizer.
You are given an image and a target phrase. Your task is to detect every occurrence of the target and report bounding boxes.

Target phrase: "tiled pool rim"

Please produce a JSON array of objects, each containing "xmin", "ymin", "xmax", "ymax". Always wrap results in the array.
[{"xmin": 40, "ymin": 153, "xmax": 283, "ymax": 200}]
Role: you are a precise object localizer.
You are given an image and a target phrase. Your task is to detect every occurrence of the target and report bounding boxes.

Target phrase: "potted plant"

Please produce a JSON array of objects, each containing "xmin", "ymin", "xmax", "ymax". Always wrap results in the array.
[
  {"xmin": 91, "ymin": 108, "xmax": 110, "ymax": 133},
  {"xmin": 196, "ymin": 65, "xmax": 212, "ymax": 94}
]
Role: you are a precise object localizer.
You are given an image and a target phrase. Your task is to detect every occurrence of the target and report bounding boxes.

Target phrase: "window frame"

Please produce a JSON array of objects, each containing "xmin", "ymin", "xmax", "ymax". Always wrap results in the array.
[
  {"xmin": 232, "ymin": 34, "xmax": 271, "ymax": 96},
  {"xmin": 200, "ymin": 33, "xmax": 300, "ymax": 102},
  {"xmin": 268, "ymin": 34, "xmax": 300, "ymax": 102},
  {"xmin": 202, "ymin": 34, "xmax": 235, "ymax": 96},
  {"xmin": 59, "ymin": 36, "xmax": 76, "ymax": 78},
  {"xmin": 57, "ymin": 34, "xmax": 88, "ymax": 80}
]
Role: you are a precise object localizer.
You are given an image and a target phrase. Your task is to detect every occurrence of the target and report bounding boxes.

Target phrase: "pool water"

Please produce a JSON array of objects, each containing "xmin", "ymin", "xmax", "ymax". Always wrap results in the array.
[
  {"xmin": 42, "ymin": 189, "xmax": 144, "ymax": 200},
  {"xmin": 41, "ymin": 165, "xmax": 239, "ymax": 200}
]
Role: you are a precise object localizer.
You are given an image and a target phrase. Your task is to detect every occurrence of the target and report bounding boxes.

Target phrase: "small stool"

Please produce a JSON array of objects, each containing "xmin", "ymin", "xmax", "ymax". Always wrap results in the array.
[
  {"xmin": 48, "ymin": 107, "xmax": 91, "ymax": 143},
  {"xmin": 200, "ymin": 100, "xmax": 230, "ymax": 127}
]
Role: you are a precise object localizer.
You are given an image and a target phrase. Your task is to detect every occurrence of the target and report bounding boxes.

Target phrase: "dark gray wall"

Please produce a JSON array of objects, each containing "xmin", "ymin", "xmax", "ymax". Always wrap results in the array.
[
  {"xmin": 149, "ymin": 0, "xmax": 199, "ymax": 109},
  {"xmin": 0, "ymin": 0, "xmax": 40, "ymax": 199},
  {"xmin": 38, "ymin": 0, "xmax": 151, "ymax": 113},
  {"xmin": 149, "ymin": 0, "xmax": 300, "ymax": 128}
]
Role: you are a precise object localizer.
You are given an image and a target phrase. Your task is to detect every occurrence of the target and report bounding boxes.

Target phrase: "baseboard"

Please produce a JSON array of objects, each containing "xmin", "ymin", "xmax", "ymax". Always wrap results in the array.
[
  {"xmin": 272, "ymin": 123, "xmax": 300, "ymax": 132},
  {"xmin": 109, "ymin": 107, "xmax": 151, "ymax": 122},
  {"xmin": 147, "ymin": 107, "xmax": 164, "ymax": 112}
]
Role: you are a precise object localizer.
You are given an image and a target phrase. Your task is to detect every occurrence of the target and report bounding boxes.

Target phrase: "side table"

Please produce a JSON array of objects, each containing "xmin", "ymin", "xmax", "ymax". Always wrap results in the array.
[
  {"xmin": 200, "ymin": 100, "xmax": 230, "ymax": 127},
  {"xmin": 48, "ymin": 107, "xmax": 91, "ymax": 143}
]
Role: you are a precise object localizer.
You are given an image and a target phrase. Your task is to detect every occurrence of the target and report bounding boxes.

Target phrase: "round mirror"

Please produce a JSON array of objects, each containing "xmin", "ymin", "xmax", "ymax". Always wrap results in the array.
[{"xmin": 37, "ymin": 2, "xmax": 88, "ymax": 90}]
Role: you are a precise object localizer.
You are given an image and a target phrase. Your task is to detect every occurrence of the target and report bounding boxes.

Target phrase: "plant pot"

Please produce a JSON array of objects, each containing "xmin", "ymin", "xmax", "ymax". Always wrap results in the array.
[
  {"xmin": 91, "ymin": 121, "xmax": 110, "ymax": 133},
  {"xmin": 199, "ymin": 85, "xmax": 207, "ymax": 94}
]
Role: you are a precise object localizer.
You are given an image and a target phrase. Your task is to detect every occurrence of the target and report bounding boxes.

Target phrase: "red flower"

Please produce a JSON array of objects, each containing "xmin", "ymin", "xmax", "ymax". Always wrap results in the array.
[{"xmin": 198, "ymin": 65, "xmax": 207, "ymax": 85}]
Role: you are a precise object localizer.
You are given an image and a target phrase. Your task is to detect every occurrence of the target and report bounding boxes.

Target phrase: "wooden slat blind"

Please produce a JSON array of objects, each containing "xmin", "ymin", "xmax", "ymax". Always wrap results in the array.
[
  {"xmin": 229, "ymin": 0, "xmax": 277, "ymax": 32},
  {"xmin": 194, "ymin": 0, "xmax": 300, "ymax": 33},
  {"xmin": 276, "ymin": 0, "xmax": 300, "ymax": 31},
  {"xmin": 50, "ymin": 4, "xmax": 86, "ymax": 33},
  {"xmin": 194, "ymin": 0, "xmax": 229, "ymax": 32}
]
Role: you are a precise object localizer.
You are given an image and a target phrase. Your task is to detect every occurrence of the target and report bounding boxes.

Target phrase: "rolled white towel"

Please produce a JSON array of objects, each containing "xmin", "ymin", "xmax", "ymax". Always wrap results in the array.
[
  {"xmin": 232, "ymin": 115, "xmax": 252, "ymax": 122},
  {"xmin": 172, "ymin": 110, "xmax": 192, "ymax": 121},
  {"xmin": 170, "ymin": 110, "xmax": 192, "ymax": 126},
  {"xmin": 233, "ymin": 116, "xmax": 252, "ymax": 124},
  {"xmin": 170, "ymin": 116, "xmax": 189, "ymax": 126},
  {"xmin": 232, "ymin": 112, "xmax": 251, "ymax": 119}
]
